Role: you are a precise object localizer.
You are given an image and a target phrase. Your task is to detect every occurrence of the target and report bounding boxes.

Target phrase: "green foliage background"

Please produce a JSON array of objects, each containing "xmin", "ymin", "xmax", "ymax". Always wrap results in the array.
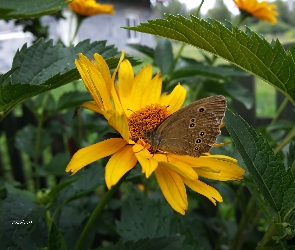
[{"xmin": 0, "ymin": 0, "xmax": 295, "ymax": 249}]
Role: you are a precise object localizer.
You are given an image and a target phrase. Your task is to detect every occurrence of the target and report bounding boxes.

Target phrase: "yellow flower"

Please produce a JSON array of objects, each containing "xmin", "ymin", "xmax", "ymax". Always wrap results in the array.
[
  {"xmin": 66, "ymin": 51, "xmax": 245, "ymax": 215},
  {"xmin": 68, "ymin": 0, "xmax": 115, "ymax": 16},
  {"xmin": 234, "ymin": 0, "xmax": 278, "ymax": 24}
]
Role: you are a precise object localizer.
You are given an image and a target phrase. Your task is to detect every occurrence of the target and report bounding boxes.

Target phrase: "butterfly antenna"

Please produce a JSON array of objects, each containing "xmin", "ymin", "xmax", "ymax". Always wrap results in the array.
[{"xmin": 127, "ymin": 109, "xmax": 135, "ymax": 114}]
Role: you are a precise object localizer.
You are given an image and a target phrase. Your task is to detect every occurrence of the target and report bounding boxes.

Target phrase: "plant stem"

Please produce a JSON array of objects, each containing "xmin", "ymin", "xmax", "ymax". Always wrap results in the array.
[
  {"xmin": 70, "ymin": 14, "xmax": 83, "ymax": 45},
  {"xmin": 171, "ymin": 42, "xmax": 185, "ymax": 75},
  {"xmin": 34, "ymin": 113, "xmax": 44, "ymax": 165},
  {"xmin": 274, "ymin": 125, "xmax": 295, "ymax": 154},
  {"xmin": 232, "ymin": 196, "xmax": 259, "ymax": 249},
  {"xmin": 195, "ymin": 0, "xmax": 204, "ymax": 17},
  {"xmin": 257, "ymin": 220, "xmax": 278, "ymax": 248},
  {"xmin": 33, "ymin": 93, "xmax": 49, "ymax": 190},
  {"xmin": 0, "ymin": 104, "xmax": 18, "ymax": 123},
  {"xmin": 77, "ymin": 112, "xmax": 83, "ymax": 148},
  {"xmin": 45, "ymin": 210, "xmax": 52, "ymax": 232},
  {"xmin": 75, "ymin": 171, "xmax": 130, "ymax": 250},
  {"xmin": 237, "ymin": 10, "xmax": 250, "ymax": 27},
  {"xmin": 167, "ymin": 42, "xmax": 185, "ymax": 89},
  {"xmin": 270, "ymin": 97, "xmax": 289, "ymax": 126}
]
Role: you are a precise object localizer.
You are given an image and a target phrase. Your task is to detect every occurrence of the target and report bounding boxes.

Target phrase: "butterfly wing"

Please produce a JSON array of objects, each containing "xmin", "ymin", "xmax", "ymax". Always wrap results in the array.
[{"xmin": 154, "ymin": 95, "xmax": 226, "ymax": 157}]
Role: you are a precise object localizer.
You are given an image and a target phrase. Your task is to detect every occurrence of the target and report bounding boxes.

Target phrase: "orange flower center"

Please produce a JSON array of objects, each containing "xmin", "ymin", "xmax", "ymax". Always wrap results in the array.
[{"xmin": 127, "ymin": 104, "xmax": 170, "ymax": 143}]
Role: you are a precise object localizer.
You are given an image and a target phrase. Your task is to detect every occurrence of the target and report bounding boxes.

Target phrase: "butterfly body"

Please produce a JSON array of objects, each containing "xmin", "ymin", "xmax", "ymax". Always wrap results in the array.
[{"xmin": 144, "ymin": 95, "xmax": 226, "ymax": 157}]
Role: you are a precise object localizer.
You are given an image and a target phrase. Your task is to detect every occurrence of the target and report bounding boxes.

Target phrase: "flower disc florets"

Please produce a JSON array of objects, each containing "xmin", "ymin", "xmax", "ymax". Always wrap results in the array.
[{"xmin": 127, "ymin": 104, "xmax": 170, "ymax": 143}]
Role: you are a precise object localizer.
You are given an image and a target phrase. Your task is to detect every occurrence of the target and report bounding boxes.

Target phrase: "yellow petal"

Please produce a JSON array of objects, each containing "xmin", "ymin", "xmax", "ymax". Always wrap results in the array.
[
  {"xmin": 183, "ymin": 178, "xmax": 223, "ymax": 205},
  {"xmin": 105, "ymin": 145, "xmax": 137, "ymax": 189},
  {"xmin": 195, "ymin": 164, "xmax": 245, "ymax": 181},
  {"xmin": 109, "ymin": 51, "xmax": 125, "ymax": 114},
  {"xmin": 76, "ymin": 53, "xmax": 113, "ymax": 111},
  {"xmin": 75, "ymin": 55, "xmax": 103, "ymax": 109},
  {"xmin": 69, "ymin": 0, "xmax": 115, "ymax": 16},
  {"xmin": 107, "ymin": 111, "xmax": 130, "ymax": 142},
  {"xmin": 81, "ymin": 101, "xmax": 105, "ymax": 115},
  {"xmin": 118, "ymin": 59, "xmax": 134, "ymax": 99},
  {"xmin": 93, "ymin": 53, "xmax": 112, "ymax": 96},
  {"xmin": 66, "ymin": 138, "xmax": 127, "ymax": 175},
  {"xmin": 155, "ymin": 165, "xmax": 188, "ymax": 215},
  {"xmin": 111, "ymin": 85, "xmax": 124, "ymax": 114},
  {"xmin": 233, "ymin": 0, "xmax": 277, "ymax": 24},
  {"xmin": 133, "ymin": 144, "xmax": 158, "ymax": 178},
  {"xmin": 173, "ymin": 154, "xmax": 245, "ymax": 181},
  {"xmin": 141, "ymin": 73, "xmax": 162, "ymax": 107},
  {"xmin": 160, "ymin": 84, "xmax": 186, "ymax": 114},
  {"xmin": 118, "ymin": 59, "xmax": 135, "ymax": 116},
  {"xmin": 131, "ymin": 65, "xmax": 153, "ymax": 111},
  {"xmin": 111, "ymin": 50, "xmax": 125, "ymax": 83},
  {"xmin": 153, "ymin": 154, "xmax": 198, "ymax": 180}
]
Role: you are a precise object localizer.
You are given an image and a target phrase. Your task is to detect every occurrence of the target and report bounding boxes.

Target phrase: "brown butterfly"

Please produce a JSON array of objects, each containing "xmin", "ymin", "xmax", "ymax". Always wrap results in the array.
[{"xmin": 144, "ymin": 95, "xmax": 226, "ymax": 157}]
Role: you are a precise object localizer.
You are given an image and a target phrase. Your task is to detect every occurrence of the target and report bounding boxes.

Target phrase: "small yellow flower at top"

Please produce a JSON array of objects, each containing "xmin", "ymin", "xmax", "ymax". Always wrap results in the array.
[
  {"xmin": 68, "ymin": 0, "xmax": 115, "ymax": 16},
  {"xmin": 233, "ymin": 0, "xmax": 278, "ymax": 24}
]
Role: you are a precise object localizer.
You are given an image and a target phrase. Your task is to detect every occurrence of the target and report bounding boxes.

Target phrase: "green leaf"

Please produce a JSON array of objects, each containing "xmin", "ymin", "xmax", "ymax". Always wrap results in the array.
[
  {"xmin": 127, "ymin": 44, "xmax": 155, "ymax": 58},
  {"xmin": 0, "ymin": 39, "xmax": 118, "ymax": 117},
  {"xmin": 5, "ymin": 183, "xmax": 36, "ymax": 202},
  {"xmin": 116, "ymin": 188, "xmax": 175, "ymax": 241},
  {"xmin": 0, "ymin": 67, "xmax": 17, "ymax": 84},
  {"xmin": 287, "ymin": 142, "xmax": 295, "ymax": 170},
  {"xmin": 105, "ymin": 55, "xmax": 142, "ymax": 70},
  {"xmin": 224, "ymin": 110, "xmax": 295, "ymax": 221},
  {"xmin": 47, "ymin": 177, "xmax": 79, "ymax": 204},
  {"xmin": 43, "ymin": 153, "xmax": 72, "ymax": 176},
  {"xmin": 154, "ymin": 38, "xmax": 174, "ymax": 75},
  {"xmin": 57, "ymin": 91, "xmax": 91, "ymax": 110},
  {"xmin": 0, "ymin": 0, "xmax": 69, "ymax": 19},
  {"xmin": 48, "ymin": 223, "xmax": 67, "ymax": 250},
  {"xmin": 0, "ymin": 194, "xmax": 46, "ymax": 249},
  {"xmin": 100, "ymin": 236, "xmax": 184, "ymax": 250},
  {"xmin": 266, "ymin": 120, "xmax": 295, "ymax": 132},
  {"xmin": 125, "ymin": 15, "xmax": 295, "ymax": 105},
  {"xmin": 15, "ymin": 125, "xmax": 51, "ymax": 158},
  {"xmin": 54, "ymin": 164, "xmax": 105, "ymax": 206},
  {"xmin": 243, "ymin": 177, "xmax": 273, "ymax": 222},
  {"xmin": 224, "ymin": 81, "xmax": 253, "ymax": 109},
  {"xmin": 172, "ymin": 64, "xmax": 249, "ymax": 82},
  {"xmin": 289, "ymin": 45, "xmax": 295, "ymax": 61}
]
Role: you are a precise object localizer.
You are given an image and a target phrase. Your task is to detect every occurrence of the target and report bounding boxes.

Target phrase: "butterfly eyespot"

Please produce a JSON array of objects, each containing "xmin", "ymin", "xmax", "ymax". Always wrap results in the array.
[
  {"xmin": 189, "ymin": 123, "xmax": 195, "ymax": 128},
  {"xmin": 196, "ymin": 139, "xmax": 201, "ymax": 144},
  {"xmin": 200, "ymin": 132, "xmax": 205, "ymax": 136},
  {"xmin": 199, "ymin": 107, "xmax": 205, "ymax": 112},
  {"xmin": 195, "ymin": 147, "xmax": 199, "ymax": 150},
  {"xmin": 190, "ymin": 118, "xmax": 196, "ymax": 122}
]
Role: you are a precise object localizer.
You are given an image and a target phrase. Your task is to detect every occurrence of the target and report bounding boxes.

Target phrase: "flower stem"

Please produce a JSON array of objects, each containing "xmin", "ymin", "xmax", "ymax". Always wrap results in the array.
[
  {"xmin": 195, "ymin": 0, "xmax": 204, "ymax": 17},
  {"xmin": 274, "ymin": 125, "xmax": 295, "ymax": 154},
  {"xmin": 232, "ymin": 196, "xmax": 260, "ymax": 249},
  {"xmin": 257, "ymin": 220, "xmax": 278, "ymax": 248},
  {"xmin": 75, "ymin": 171, "xmax": 130, "ymax": 250},
  {"xmin": 34, "ymin": 93, "xmax": 49, "ymax": 190},
  {"xmin": 70, "ymin": 14, "xmax": 83, "ymax": 45},
  {"xmin": 171, "ymin": 42, "xmax": 185, "ymax": 75},
  {"xmin": 270, "ymin": 97, "xmax": 289, "ymax": 126}
]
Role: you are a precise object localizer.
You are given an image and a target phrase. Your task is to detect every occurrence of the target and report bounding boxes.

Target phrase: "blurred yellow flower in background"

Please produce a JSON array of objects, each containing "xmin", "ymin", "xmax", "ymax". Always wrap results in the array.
[
  {"xmin": 66, "ymin": 51, "xmax": 245, "ymax": 215},
  {"xmin": 234, "ymin": 0, "xmax": 278, "ymax": 24},
  {"xmin": 68, "ymin": 0, "xmax": 115, "ymax": 16}
]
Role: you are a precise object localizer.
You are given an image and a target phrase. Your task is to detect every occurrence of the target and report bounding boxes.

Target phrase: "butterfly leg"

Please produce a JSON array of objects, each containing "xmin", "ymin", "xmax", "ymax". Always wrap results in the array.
[{"xmin": 212, "ymin": 142, "xmax": 231, "ymax": 148}]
